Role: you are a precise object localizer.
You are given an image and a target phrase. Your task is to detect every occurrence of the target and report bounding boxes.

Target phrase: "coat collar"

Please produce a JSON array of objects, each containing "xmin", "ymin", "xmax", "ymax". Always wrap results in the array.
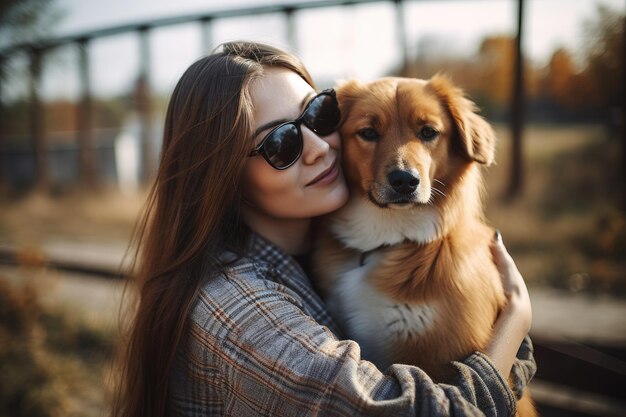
[{"xmin": 245, "ymin": 231, "xmax": 345, "ymax": 338}]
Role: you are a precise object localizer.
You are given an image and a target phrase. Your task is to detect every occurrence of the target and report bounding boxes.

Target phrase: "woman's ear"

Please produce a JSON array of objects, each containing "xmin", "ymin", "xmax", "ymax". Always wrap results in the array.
[{"xmin": 427, "ymin": 74, "xmax": 496, "ymax": 165}]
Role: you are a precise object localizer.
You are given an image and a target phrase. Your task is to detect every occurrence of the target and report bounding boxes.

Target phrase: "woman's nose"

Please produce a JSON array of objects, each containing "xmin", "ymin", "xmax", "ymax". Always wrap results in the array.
[{"xmin": 301, "ymin": 126, "xmax": 331, "ymax": 165}]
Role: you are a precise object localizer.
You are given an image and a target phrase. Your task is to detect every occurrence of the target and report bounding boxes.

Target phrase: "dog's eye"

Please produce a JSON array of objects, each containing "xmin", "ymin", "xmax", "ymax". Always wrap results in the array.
[
  {"xmin": 357, "ymin": 127, "xmax": 381, "ymax": 142},
  {"xmin": 418, "ymin": 126, "xmax": 439, "ymax": 141}
]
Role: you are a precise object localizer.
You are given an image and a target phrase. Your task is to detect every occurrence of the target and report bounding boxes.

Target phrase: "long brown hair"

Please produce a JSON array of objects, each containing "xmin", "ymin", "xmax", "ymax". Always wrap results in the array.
[{"xmin": 112, "ymin": 41, "xmax": 315, "ymax": 417}]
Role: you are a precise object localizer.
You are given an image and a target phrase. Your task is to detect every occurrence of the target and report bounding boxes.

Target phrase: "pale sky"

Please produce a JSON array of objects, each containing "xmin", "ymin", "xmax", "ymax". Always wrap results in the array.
[{"xmin": 3, "ymin": 0, "xmax": 625, "ymax": 100}]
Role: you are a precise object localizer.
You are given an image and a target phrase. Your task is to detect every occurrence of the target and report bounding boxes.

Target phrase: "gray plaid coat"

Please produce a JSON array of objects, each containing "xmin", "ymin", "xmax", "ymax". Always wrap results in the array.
[{"xmin": 170, "ymin": 232, "xmax": 535, "ymax": 416}]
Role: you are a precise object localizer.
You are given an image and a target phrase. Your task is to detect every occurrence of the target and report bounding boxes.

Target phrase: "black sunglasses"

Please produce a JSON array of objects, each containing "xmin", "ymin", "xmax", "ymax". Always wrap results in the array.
[{"xmin": 248, "ymin": 89, "xmax": 341, "ymax": 170}]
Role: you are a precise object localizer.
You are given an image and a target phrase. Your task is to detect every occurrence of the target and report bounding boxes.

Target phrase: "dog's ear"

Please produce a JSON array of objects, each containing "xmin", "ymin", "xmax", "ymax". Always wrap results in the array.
[
  {"xmin": 427, "ymin": 74, "xmax": 496, "ymax": 165},
  {"xmin": 335, "ymin": 79, "xmax": 365, "ymax": 118},
  {"xmin": 335, "ymin": 79, "xmax": 363, "ymax": 101}
]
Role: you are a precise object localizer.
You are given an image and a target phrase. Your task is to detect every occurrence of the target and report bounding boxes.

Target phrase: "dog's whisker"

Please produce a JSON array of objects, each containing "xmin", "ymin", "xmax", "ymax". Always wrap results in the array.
[
  {"xmin": 433, "ymin": 178, "xmax": 446, "ymax": 188},
  {"xmin": 432, "ymin": 187, "xmax": 446, "ymax": 198}
]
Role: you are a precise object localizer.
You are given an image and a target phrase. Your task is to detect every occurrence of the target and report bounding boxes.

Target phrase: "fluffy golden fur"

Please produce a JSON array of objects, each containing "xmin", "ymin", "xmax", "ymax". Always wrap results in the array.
[{"xmin": 313, "ymin": 75, "xmax": 535, "ymax": 416}]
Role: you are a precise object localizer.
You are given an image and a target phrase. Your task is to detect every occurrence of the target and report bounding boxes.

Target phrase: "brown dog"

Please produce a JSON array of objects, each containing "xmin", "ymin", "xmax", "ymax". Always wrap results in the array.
[{"xmin": 313, "ymin": 75, "xmax": 535, "ymax": 416}]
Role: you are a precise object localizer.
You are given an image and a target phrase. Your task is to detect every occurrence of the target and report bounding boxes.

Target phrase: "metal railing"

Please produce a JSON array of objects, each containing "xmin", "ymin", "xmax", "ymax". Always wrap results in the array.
[{"xmin": 0, "ymin": 0, "xmax": 526, "ymax": 192}]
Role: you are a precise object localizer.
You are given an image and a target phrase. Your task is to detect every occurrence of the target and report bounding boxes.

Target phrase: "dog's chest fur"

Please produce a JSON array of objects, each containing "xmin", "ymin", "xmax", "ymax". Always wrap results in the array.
[
  {"xmin": 329, "ymin": 197, "xmax": 443, "ymax": 251},
  {"xmin": 315, "ymin": 197, "xmax": 505, "ymax": 377},
  {"xmin": 324, "ymin": 250, "xmax": 439, "ymax": 369}
]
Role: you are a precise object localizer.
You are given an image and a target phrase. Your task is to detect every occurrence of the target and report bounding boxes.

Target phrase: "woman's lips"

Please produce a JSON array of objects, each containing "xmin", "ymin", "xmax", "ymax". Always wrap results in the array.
[{"xmin": 306, "ymin": 160, "xmax": 339, "ymax": 187}]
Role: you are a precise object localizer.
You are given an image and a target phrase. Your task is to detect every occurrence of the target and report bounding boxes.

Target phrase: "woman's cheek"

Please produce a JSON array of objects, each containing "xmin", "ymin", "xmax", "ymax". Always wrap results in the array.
[
  {"xmin": 326, "ymin": 131, "xmax": 342, "ymax": 151},
  {"xmin": 243, "ymin": 161, "xmax": 304, "ymax": 216}
]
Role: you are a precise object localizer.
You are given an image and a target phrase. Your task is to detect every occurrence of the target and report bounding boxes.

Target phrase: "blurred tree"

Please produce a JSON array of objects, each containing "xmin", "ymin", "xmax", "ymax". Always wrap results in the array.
[
  {"xmin": 0, "ymin": 0, "xmax": 59, "ymax": 190},
  {"xmin": 582, "ymin": 5, "xmax": 624, "ymax": 210},
  {"xmin": 583, "ymin": 4, "xmax": 624, "ymax": 131},
  {"xmin": 475, "ymin": 29, "xmax": 528, "ymax": 199},
  {"xmin": 541, "ymin": 48, "xmax": 599, "ymax": 118},
  {"xmin": 0, "ymin": 0, "xmax": 58, "ymax": 48},
  {"xmin": 473, "ymin": 34, "xmax": 538, "ymax": 122},
  {"xmin": 545, "ymin": 48, "xmax": 576, "ymax": 109},
  {"xmin": 476, "ymin": 36, "xmax": 515, "ymax": 115}
]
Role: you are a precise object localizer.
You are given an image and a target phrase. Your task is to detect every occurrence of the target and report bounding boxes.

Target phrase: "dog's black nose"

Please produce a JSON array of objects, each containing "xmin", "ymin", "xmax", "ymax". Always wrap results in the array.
[{"xmin": 387, "ymin": 170, "xmax": 419, "ymax": 195}]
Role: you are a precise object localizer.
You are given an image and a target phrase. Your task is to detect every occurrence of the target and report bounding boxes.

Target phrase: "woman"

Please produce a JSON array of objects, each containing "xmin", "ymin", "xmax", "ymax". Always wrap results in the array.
[{"xmin": 112, "ymin": 41, "xmax": 535, "ymax": 417}]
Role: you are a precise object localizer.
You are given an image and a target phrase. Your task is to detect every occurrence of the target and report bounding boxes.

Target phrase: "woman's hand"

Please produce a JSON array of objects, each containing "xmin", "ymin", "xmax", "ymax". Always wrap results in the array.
[{"xmin": 484, "ymin": 230, "xmax": 533, "ymax": 379}]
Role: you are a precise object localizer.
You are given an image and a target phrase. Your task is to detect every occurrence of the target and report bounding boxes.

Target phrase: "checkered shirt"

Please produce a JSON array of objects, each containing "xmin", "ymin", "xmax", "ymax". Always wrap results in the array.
[{"xmin": 170, "ymin": 232, "xmax": 535, "ymax": 416}]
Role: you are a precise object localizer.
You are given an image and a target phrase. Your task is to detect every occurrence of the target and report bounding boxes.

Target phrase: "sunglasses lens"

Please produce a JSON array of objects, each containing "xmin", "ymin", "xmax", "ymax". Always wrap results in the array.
[
  {"xmin": 303, "ymin": 93, "xmax": 340, "ymax": 136},
  {"xmin": 262, "ymin": 123, "xmax": 302, "ymax": 169}
]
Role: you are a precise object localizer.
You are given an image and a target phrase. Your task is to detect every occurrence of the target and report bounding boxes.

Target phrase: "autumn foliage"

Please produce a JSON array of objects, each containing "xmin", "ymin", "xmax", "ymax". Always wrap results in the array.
[{"xmin": 399, "ymin": 5, "xmax": 623, "ymax": 127}]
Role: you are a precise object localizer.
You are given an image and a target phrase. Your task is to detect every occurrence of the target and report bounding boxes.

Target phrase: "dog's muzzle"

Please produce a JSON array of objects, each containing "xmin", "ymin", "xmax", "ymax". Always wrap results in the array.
[
  {"xmin": 368, "ymin": 169, "xmax": 423, "ymax": 207},
  {"xmin": 365, "ymin": 169, "xmax": 422, "ymax": 207}
]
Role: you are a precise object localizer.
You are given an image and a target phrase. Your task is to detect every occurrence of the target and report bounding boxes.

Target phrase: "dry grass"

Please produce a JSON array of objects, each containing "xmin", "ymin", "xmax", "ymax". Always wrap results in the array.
[
  {"xmin": 0, "ymin": 186, "xmax": 139, "ymax": 416},
  {"xmin": 0, "ymin": 266, "xmax": 128, "ymax": 417},
  {"xmin": 0, "ymin": 185, "xmax": 146, "ymax": 246}
]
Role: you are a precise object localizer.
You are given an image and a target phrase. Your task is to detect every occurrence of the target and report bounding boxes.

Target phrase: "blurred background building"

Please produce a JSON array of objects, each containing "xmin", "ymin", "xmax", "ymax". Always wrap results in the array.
[{"xmin": 0, "ymin": 0, "xmax": 624, "ymax": 416}]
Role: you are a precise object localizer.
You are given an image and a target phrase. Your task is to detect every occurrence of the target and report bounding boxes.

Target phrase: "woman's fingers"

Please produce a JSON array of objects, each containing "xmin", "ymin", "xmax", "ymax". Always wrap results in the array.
[
  {"xmin": 490, "ymin": 230, "xmax": 532, "ymax": 329},
  {"xmin": 490, "ymin": 230, "xmax": 514, "ymax": 275},
  {"xmin": 491, "ymin": 230, "xmax": 521, "ymax": 294}
]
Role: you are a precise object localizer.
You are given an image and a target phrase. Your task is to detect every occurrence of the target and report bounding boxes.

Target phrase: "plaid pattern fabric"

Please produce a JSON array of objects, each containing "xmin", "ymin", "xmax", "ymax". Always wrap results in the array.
[{"xmin": 170, "ymin": 232, "xmax": 535, "ymax": 416}]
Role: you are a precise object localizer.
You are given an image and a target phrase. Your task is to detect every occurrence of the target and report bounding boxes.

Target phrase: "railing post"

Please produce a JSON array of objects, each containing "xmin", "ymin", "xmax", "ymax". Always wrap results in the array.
[
  {"xmin": 394, "ymin": 0, "xmax": 409, "ymax": 76},
  {"xmin": 622, "ymin": 15, "xmax": 626, "ymax": 212},
  {"xmin": 138, "ymin": 26, "xmax": 155, "ymax": 183},
  {"xmin": 29, "ymin": 47, "xmax": 49, "ymax": 190},
  {"xmin": 77, "ymin": 38, "xmax": 98, "ymax": 188},
  {"xmin": 285, "ymin": 7, "xmax": 298, "ymax": 53},
  {"xmin": 201, "ymin": 17, "xmax": 213, "ymax": 54},
  {"xmin": 508, "ymin": 0, "xmax": 525, "ymax": 199},
  {"xmin": 0, "ymin": 55, "xmax": 5, "ymax": 190}
]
